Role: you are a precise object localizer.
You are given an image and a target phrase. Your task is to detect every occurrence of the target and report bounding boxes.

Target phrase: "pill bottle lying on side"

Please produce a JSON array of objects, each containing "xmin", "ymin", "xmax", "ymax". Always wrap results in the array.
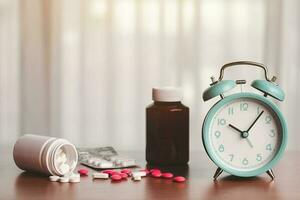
[{"xmin": 13, "ymin": 134, "xmax": 78, "ymax": 176}]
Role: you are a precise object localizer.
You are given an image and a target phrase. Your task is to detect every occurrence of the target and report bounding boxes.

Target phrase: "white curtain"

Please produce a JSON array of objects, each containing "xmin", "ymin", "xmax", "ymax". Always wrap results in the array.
[{"xmin": 0, "ymin": 0, "xmax": 299, "ymax": 150}]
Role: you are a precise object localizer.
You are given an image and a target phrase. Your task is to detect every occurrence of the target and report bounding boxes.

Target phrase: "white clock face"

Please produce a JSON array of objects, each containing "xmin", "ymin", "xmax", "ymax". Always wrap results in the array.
[{"xmin": 209, "ymin": 97, "xmax": 282, "ymax": 171}]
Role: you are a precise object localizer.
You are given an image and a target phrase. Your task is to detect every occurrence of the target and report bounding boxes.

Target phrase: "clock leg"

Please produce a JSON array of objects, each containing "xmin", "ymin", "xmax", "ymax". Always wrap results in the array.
[
  {"xmin": 266, "ymin": 169, "xmax": 275, "ymax": 180},
  {"xmin": 213, "ymin": 167, "xmax": 223, "ymax": 180}
]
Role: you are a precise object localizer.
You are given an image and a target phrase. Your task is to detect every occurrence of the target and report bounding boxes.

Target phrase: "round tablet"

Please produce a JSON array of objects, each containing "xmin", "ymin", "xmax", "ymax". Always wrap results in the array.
[
  {"xmin": 69, "ymin": 176, "xmax": 80, "ymax": 183},
  {"xmin": 59, "ymin": 177, "xmax": 70, "ymax": 183},
  {"xmin": 162, "ymin": 173, "xmax": 174, "ymax": 179},
  {"xmin": 151, "ymin": 171, "xmax": 162, "ymax": 178},
  {"xmin": 78, "ymin": 169, "xmax": 89, "ymax": 176},
  {"xmin": 121, "ymin": 169, "xmax": 131, "ymax": 174},
  {"xmin": 111, "ymin": 174, "xmax": 122, "ymax": 181},
  {"xmin": 173, "ymin": 176, "xmax": 186, "ymax": 183},
  {"xmin": 49, "ymin": 175, "xmax": 60, "ymax": 182}
]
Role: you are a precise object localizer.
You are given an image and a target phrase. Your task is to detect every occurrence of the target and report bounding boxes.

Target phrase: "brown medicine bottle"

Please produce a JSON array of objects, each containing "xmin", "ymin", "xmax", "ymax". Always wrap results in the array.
[{"xmin": 146, "ymin": 87, "xmax": 189, "ymax": 166}]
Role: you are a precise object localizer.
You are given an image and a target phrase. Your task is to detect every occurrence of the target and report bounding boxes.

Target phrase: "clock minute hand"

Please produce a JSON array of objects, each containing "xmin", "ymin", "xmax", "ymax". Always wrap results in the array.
[{"xmin": 246, "ymin": 111, "xmax": 264, "ymax": 133}]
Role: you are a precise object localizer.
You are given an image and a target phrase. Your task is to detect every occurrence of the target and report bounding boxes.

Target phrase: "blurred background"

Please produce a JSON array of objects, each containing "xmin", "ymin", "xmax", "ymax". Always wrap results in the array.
[{"xmin": 0, "ymin": 0, "xmax": 299, "ymax": 151}]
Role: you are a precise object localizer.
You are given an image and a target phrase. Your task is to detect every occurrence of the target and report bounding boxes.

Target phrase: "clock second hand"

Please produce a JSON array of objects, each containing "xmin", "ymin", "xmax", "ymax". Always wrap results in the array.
[{"xmin": 228, "ymin": 124, "xmax": 254, "ymax": 148}]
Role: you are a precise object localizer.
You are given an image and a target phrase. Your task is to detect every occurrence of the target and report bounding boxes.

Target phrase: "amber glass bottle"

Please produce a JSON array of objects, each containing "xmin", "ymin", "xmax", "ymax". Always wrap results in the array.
[{"xmin": 146, "ymin": 87, "xmax": 189, "ymax": 166}]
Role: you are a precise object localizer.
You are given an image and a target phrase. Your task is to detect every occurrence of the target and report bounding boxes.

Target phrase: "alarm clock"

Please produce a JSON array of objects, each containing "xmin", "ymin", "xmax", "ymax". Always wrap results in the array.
[{"xmin": 202, "ymin": 61, "xmax": 287, "ymax": 180}]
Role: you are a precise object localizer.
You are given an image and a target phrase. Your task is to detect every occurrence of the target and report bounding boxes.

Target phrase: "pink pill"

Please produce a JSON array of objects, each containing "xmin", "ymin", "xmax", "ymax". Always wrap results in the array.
[
  {"xmin": 111, "ymin": 174, "xmax": 122, "ymax": 181},
  {"xmin": 111, "ymin": 171, "xmax": 121, "ymax": 176},
  {"xmin": 173, "ymin": 176, "xmax": 186, "ymax": 183},
  {"xmin": 121, "ymin": 169, "xmax": 132, "ymax": 174},
  {"xmin": 102, "ymin": 170, "xmax": 115, "ymax": 175},
  {"xmin": 78, "ymin": 169, "xmax": 89, "ymax": 176},
  {"xmin": 150, "ymin": 169, "xmax": 161, "ymax": 174},
  {"xmin": 120, "ymin": 173, "xmax": 128, "ymax": 179},
  {"xmin": 162, "ymin": 172, "xmax": 174, "ymax": 179},
  {"xmin": 151, "ymin": 171, "xmax": 162, "ymax": 178}
]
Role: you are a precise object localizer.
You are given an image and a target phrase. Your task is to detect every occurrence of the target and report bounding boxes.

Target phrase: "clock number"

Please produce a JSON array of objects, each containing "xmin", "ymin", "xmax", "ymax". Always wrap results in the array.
[
  {"xmin": 265, "ymin": 115, "xmax": 272, "ymax": 124},
  {"xmin": 269, "ymin": 129, "xmax": 276, "ymax": 137},
  {"xmin": 242, "ymin": 158, "xmax": 249, "ymax": 165},
  {"xmin": 218, "ymin": 144, "xmax": 224, "ymax": 152},
  {"xmin": 240, "ymin": 103, "xmax": 248, "ymax": 111},
  {"xmin": 214, "ymin": 131, "xmax": 221, "ymax": 138},
  {"xmin": 266, "ymin": 144, "xmax": 272, "ymax": 151},
  {"xmin": 229, "ymin": 154, "xmax": 234, "ymax": 162},
  {"xmin": 228, "ymin": 107, "xmax": 234, "ymax": 115},
  {"xmin": 217, "ymin": 118, "xmax": 226, "ymax": 126},
  {"xmin": 256, "ymin": 154, "xmax": 262, "ymax": 162}
]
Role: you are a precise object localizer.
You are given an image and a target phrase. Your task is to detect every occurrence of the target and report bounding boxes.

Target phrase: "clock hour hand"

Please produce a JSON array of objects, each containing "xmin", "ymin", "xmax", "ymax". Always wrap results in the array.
[
  {"xmin": 229, "ymin": 124, "xmax": 254, "ymax": 148},
  {"xmin": 229, "ymin": 124, "xmax": 243, "ymax": 133},
  {"xmin": 246, "ymin": 111, "xmax": 264, "ymax": 133}
]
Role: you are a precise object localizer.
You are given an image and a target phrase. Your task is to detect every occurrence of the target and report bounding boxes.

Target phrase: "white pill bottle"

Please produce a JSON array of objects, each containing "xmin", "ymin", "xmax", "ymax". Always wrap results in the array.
[{"xmin": 13, "ymin": 134, "xmax": 78, "ymax": 176}]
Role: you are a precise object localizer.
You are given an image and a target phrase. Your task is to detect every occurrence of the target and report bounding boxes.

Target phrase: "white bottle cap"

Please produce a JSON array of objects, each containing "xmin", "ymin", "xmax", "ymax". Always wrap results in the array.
[{"xmin": 152, "ymin": 87, "xmax": 183, "ymax": 102}]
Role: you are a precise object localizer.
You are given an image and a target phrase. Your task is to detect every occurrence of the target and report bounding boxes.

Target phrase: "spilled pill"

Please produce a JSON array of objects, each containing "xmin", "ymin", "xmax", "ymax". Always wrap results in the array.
[
  {"xmin": 120, "ymin": 173, "xmax": 128, "ymax": 179},
  {"xmin": 121, "ymin": 169, "xmax": 132, "ymax": 174},
  {"xmin": 93, "ymin": 172, "xmax": 109, "ymax": 179},
  {"xmin": 162, "ymin": 173, "xmax": 174, "ymax": 179},
  {"xmin": 78, "ymin": 169, "xmax": 89, "ymax": 176},
  {"xmin": 49, "ymin": 175, "xmax": 60, "ymax": 182},
  {"xmin": 69, "ymin": 175, "xmax": 80, "ymax": 183},
  {"xmin": 111, "ymin": 174, "xmax": 122, "ymax": 181},
  {"xmin": 102, "ymin": 169, "xmax": 115, "ymax": 175},
  {"xmin": 59, "ymin": 177, "xmax": 69, "ymax": 183},
  {"xmin": 132, "ymin": 176, "xmax": 141, "ymax": 181},
  {"xmin": 132, "ymin": 171, "xmax": 146, "ymax": 177},
  {"xmin": 173, "ymin": 176, "xmax": 186, "ymax": 183},
  {"xmin": 151, "ymin": 171, "xmax": 162, "ymax": 178},
  {"xmin": 150, "ymin": 169, "xmax": 161, "ymax": 174}
]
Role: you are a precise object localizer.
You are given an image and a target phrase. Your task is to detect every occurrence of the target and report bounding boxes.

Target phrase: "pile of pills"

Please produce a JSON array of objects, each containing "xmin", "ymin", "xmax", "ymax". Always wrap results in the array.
[
  {"xmin": 49, "ymin": 172, "xmax": 81, "ymax": 183},
  {"xmin": 49, "ymin": 148, "xmax": 79, "ymax": 183},
  {"xmin": 55, "ymin": 148, "xmax": 76, "ymax": 175},
  {"xmin": 69, "ymin": 168, "xmax": 187, "ymax": 183},
  {"xmin": 49, "ymin": 159, "xmax": 186, "ymax": 184}
]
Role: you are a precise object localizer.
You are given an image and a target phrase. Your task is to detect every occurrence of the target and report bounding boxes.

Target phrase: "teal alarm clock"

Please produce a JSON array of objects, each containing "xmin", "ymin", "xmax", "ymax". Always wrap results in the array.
[{"xmin": 202, "ymin": 61, "xmax": 287, "ymax": 180}]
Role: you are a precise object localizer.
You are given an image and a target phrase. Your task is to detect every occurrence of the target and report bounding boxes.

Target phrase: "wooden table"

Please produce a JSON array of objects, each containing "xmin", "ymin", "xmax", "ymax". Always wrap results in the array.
[{"xmin": 0, "ymin": 146, "xmax": 299, "ymax": 200}]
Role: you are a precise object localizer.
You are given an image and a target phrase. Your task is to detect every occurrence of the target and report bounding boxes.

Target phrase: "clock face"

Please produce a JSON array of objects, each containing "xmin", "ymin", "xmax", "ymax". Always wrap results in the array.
[{"xmin": 204, "ymin": 94, "xmax": 285, "ymax": 174}]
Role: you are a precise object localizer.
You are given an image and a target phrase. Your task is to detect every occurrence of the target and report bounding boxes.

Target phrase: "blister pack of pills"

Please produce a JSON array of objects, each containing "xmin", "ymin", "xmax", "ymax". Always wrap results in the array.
[{"xmin": 77, "ymin": 147, "xmax": 137, "ymax": 169}]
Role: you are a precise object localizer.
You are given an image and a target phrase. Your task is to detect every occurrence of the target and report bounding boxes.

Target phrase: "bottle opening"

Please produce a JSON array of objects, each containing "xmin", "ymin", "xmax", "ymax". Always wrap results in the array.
[{"xmin": 53, "ymin": 143, "xmax": 78, "ymax": 176}]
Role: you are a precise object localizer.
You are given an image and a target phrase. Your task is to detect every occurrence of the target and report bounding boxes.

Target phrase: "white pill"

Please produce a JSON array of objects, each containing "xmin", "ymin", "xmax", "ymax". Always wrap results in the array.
[
  {"xmin": 69, "ymin": 176, "xmax": 80, "ymax": 183},
  {"xmin": 132, "ymin": 176, "xmax": 141, "ymax": 181},
  {"xmin": 57, "ymin": 148, "xmax": 63, "ymax": 156},
  {"xmin": 131, "ymin": 171, "xmax": 146, "ymax": 177},
  {"xmin": 70, "ymin": 161, "xmax": 77, "ymax": 169},
  {"xmin": 59, "ymin": 177, "xmax": 69, "ymax": 183},
  {"xmin": 60, "ymin": 153, "xmax": 67, "ymax": 163},
  {"xmin": 70, "ymin": 173, "xmax": 80, "ymax": 178},
  {"xmin": 49, "ymin": 175, "xmax": 60, "ymax": 182},
  {"xmin": 92, "ymin": 172, "xmax": 109, "ymax": 179},
  {"xmin": 59, "ymin": 163, "xmax": 70, "ymax": 175},
  {"xmin": 121, "ymin": 159, "xmax": 136, "ymax": 167}
]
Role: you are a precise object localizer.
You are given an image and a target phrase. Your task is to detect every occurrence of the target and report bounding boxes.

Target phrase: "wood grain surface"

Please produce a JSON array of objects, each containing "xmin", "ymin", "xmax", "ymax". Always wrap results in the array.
[{"xmin": 0, "ymin": 147, "xmax": 299, "ymax": 200}]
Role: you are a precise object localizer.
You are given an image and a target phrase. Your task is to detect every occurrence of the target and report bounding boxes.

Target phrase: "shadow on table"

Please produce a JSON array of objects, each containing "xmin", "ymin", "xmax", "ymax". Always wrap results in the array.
[
  {"xmin": 14, "ymin": 172, "xmax": 77, "ymax": 200},
  {"xmin": 202, "ymin": 175, "xmax": 281, "ymax": 200},
  {"xmin": 144, "ymin": 165, "xmax": 189, "ymax": 200}
]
